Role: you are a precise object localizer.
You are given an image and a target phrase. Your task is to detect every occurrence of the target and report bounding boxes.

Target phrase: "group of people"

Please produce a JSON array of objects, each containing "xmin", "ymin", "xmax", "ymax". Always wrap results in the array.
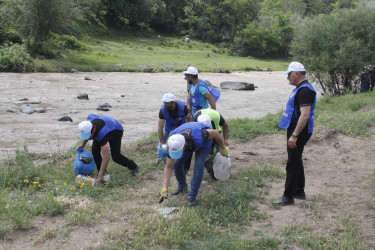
[
  {"xmin": 76, "ymin": 62, "xmax": 317, "ymax": 207},
  {"xmin": 360, "ymin": 66, "xmax": 375, "ymax": 93}
]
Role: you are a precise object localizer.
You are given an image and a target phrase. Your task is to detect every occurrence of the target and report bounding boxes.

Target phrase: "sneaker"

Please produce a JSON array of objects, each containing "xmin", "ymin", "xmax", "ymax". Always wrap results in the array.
[
  {"xmin": 187, "ymin": 196, "xmax": 197, "ymax": 207},
  {"xmin": 130, "ymin": 166, "xmax": 139, "ymax": 176},
  {"xmin": 170, "ymin": 185, "xmax": 188, "ymax": 195},
  {"xmin": 272, "ymin": 196, "xmax": 294, "ymax": 206},
  {"xmin": 294, "ymin": 190, "xmax": 306, "ymax": 200}
]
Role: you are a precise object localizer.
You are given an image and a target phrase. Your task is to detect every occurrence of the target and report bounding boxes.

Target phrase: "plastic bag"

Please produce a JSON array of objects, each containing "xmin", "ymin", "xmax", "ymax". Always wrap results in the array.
[
  {"xmin": 73, "ymin": 148, "xmax": 96, "ymax": 176},
  {"xmin": 213, "ymin": 153, "xmax": 231, "ymax": 180}
]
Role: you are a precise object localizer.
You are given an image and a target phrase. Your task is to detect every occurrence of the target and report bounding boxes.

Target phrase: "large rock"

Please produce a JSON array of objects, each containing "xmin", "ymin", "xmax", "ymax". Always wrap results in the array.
[
  {"xmin": 220, "ymin": 81, "xmax": 255, "ymax": 90},
  {"xmin": 77, "ymin": 94, "xmax": 89, "ymax": 100},
  {"xmin": 20, "ymin": 105, "xmax": 34, "ymax": 114},
  {"xmin": 58, "ymin": 116, "xmax": 73, "ymax": 122}
]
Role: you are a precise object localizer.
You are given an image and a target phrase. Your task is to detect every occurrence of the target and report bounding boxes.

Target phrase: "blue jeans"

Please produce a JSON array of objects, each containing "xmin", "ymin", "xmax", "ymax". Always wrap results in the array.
[
  {"xmin": 157, "ymin": 129, "xmax": 170, "ymax": 159},
  {"xmin": 173, "ymin": 147, "xmax": 210, "ymax": 198}
]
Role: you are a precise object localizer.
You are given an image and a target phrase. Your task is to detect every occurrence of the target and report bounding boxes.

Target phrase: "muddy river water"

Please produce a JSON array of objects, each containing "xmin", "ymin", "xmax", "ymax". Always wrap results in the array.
[{"xmin": 0, "ymin": 71, "xmax": 319, "ymax": 159}]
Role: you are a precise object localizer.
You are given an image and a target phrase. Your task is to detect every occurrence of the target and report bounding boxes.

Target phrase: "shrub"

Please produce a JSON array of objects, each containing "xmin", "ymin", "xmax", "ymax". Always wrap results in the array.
[{"xmin": 0, "ymin": 44, "xmax": 34, "ymax": 72}]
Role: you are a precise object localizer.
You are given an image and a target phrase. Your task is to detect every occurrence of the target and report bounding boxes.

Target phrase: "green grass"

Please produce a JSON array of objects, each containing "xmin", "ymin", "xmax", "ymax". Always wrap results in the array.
[
  {"xmin": 35, "ymin": 29, "xmax": 289, "ymax": 72},
  {"xmin": 1, "ymin": 92, "xmax": 375, "ymax": 247}
]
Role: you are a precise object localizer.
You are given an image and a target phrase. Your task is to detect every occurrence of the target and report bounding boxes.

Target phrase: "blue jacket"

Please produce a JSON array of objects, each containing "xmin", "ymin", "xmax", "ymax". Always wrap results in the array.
[
  {"xmin": 171, "ymin": 122, "xmax": 212, "ymax": 151},
  {"xmin": 279, "ymin": 83, "xmax": 316, "ymax": 133},
  {"xmin": 87, "ymin": 114, "xmax": 123, "ymax": 142}
]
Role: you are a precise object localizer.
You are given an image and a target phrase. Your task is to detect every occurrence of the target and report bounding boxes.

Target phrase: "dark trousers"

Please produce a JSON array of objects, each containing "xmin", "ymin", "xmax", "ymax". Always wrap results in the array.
[
  {"xmin": 92, "ymin": 131, "xmax": 137, "ymax": 172},
  {"xmin": 283, "ymin": 130, "xmax": 311, "ymax": 198}
]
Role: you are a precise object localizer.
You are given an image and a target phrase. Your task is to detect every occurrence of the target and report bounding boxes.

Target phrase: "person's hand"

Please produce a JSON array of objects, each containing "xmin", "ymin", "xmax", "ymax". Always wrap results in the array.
[
  {"xmin": 220, "ymin": 147, "xmax": 229, "ymax": 157},
  {"xmin": 224, "ymin": 139, "xmax": 229, "ymax": 146},
  {"xmin": 288, "ymin": 137, "xmax": 297, "ymax": 149},
  {"xmin": 159, "ymin": 186, "xmax": 168, "ymax": 204},
  {"xmin": 76, "ymin": 144, "xmax": 84, "ymax": 151}
]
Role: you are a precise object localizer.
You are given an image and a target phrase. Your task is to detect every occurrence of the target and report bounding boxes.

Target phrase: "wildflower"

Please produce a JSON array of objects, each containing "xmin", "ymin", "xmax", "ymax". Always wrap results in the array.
[
  {"xmin": 23, "ymin": 180, "xmax": 29, "ymax": 184},
  {"xmin": 80, "ymin": 183, "xmax": 85, "ymax": 188},
  {"xmin": 70, "ymin": 187, "xmax": 76, "ymax": 190},
  {"xmin": 64, "ymin": 182, "xmax": 67, "ymax": 186},
  {"xmin": 38, "ymin": 184, "xmax": 42, "ymax": 188},
  {"xmin": 33, "ymin": 182, "xmax": 39, "ymax": 185}
]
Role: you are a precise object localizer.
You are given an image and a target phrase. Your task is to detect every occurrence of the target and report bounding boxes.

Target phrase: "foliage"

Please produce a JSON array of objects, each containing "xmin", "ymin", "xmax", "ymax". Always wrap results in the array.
[
  {"xmin": 0, "ymin": 26, "xmax": 22, "ymax": 45},
  {"xmin": 0, "ymin": 43, "xmax": 34, "ymax": 72},
  {"xmin": 291, "ymin": 8, "xmax": 375, "ymax": 94}
]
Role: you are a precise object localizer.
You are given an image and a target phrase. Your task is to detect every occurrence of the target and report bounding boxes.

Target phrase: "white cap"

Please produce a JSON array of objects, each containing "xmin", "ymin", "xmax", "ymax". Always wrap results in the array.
[
  {"xmin": 161, "ymin": 93, "xmax": 177, "ymax": 102},
  {"xmin": 197, "ymin": 114, "xmax": 212, "ymax": 128},
  {"xmin": 78, "ymin": 121, "xmax": 92, "ymax": 140},
  {"xmin": 283, "ymin": 62, "xmax": 305, "ymax": 75},
  {"xmin": 167, "ymin": 134, "xmax": 185, "ymax": 159},
  {"xmin": 183, "ymin": 66, "xmax": 198, "ymax": 75}
]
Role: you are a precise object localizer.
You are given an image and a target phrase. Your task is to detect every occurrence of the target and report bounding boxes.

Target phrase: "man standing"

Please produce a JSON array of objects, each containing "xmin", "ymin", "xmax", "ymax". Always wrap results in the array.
[
  {"xmin": 157, "ymin": 93, "xmax": 192, "ymax": 163},
  {"xmin": 184, "ymin": 66, "xmax": 217, "ymax": 116},
  {"xmin": 360, "ymin": 68, "xmax": 371, "ymax": 93},
  {"xmin": 77, "ymin": 114, "xmax": 139, "ymax": 183},
  {"xmin": 370, "ymin": 66, "xmax": 375, "ymax": 91},
  {"xmin": 158, "ymin": 121, "xmax": 229, "ymax": 206},
  {"xmin": 273, "ymin": 62, "xmax": 316, "ymax": 206}
]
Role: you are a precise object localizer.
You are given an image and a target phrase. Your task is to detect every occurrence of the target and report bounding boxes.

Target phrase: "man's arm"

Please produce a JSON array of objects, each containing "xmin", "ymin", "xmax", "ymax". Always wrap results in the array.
[
  {"xmin": 203, "ymin": 91, "xmax": 216, "ymax": 110},
  {"xmin": 97, "ymin": 143, "xmax": 110, "ymax": 182},
  {"xmin": 207, "ymin": 129, "xmax": 225, "ymax": 150},
  {"xmin": 288, "ymin": 106, "xmax": 311, "ymax": 149},
  {"xmin": 158, "ymin": 119, "xmax": 166, "ymax": 144}
]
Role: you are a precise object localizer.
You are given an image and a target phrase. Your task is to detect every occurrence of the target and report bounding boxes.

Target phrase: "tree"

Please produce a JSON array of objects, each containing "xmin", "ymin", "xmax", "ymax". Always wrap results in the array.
[{"xmin": 290, "ymin": 8, "xmax": 375, "ymax": 94}]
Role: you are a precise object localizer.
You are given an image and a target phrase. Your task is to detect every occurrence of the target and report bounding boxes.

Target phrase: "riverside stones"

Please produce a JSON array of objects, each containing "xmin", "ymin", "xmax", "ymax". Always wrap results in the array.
[
  {"xmin": 58, "ymin": 116, "xmax": 73, "ymax": 122},
  {"xmin": 97, "ymin": 102, "xmax": 112, "ymax": 111},
  {"xmin": 20, "ymin": 105, "xmax": 34, "ymax": 114},
  {"xmin": 220, "ymin": 81, "xmax": 255, "ymax": 91},
  {"xmin": 77, "ymin": 94, "xmax": 89, "ymax": 100}
]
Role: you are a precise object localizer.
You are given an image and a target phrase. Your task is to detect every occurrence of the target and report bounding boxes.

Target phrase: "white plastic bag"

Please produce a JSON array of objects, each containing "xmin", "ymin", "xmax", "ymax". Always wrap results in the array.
[{"xmin": 213, "ymin": 153, "xmax": 231, "ymax": 180}]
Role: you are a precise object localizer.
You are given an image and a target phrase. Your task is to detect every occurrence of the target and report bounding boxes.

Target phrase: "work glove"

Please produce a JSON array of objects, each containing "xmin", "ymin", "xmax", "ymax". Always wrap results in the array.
[
  {"xmin": 161, "ymin": 144, "xmax": 167, "ymax": 153},
  {"xmin": 159, "ymin": 186, "xmax": 168, "ymax": 204},
  {"xmin": 220, "ymin": 146, "xmax": 229, "ymax": 157}
]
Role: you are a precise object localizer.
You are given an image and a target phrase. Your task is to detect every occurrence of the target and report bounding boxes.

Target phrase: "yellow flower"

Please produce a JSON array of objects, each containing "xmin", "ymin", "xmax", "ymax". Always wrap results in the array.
[
  {"xmin": 64, "ymin": 182, "xmax": 67, "ymax": 186},
  {"xmin": 33, "ymin": 182, "xmax": 39, "ymax": 185},
  {"xmin": 38, "ymin": 184, "xmax": 42, "ymax": 188},
  {"xmin": 80, "ymin": 183, "xmax": 85, "ymax": 188},
  {"xmin": 70, "ymin": 187, "xmax": 76, "ymax": 190},
  {"xmin": 23, "ymin": 180, "xmax": 29, "ymax": 183}
]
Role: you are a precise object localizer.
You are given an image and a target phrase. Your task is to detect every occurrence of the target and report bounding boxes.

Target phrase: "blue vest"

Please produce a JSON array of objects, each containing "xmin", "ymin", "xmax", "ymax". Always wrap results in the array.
[
  {"xmin": 170, "ymin": 122, "xmax": 212, "ymax": 151},
  {"xmin": 279, "ymin": 83, "xmax": 316, "ymax": 133},
  {"xmin": 161, "ymin": 101, "xmax": 186, "ymax": 132},
  {"xmin": 87, "ymin": 114, "xmax": 123, "ymax": 142},
  {"xmin": 190, "ymin": 80, "xmax": 220, "ymax": 114}
]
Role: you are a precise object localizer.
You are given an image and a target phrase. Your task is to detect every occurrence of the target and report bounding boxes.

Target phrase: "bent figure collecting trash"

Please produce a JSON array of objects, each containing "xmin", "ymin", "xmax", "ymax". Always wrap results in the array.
[
  {"xmin": 77, "ymin": 114, "xmax": 139, "ymax": 183},
  {"xmin": 159, "ymin": 119, "xmax": 229, "ymax": 207}
]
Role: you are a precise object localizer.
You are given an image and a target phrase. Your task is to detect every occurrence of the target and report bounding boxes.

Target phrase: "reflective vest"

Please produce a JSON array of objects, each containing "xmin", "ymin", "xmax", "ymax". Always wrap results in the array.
[
  {"xmin": 161, "ymin": 101, "xmax": 186, "ymax": 132},
  {"xmin": 171, "ymin": 122, "xmax": 212, "ymax": 151},
  {"xmin": 279, "ymin": 83, "xmax": 316, "ymax": 133},
  {"xmin": 87, "ymin": 114, "xmax": 123, "ymax": 142},
  {"xmin": 197, "ymin": 109, "xmax": 222, "ymax": 132},
  {"xmin": 190, "ymin": 80, "xmax": 220, "ymax": 114}
]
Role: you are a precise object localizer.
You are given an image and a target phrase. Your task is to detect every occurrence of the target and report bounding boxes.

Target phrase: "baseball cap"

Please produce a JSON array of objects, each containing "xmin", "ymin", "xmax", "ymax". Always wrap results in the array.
[
  {"xmin": 197, "ymin": 114, "xmax": 212, "ymax": 128},
  {"xmin": 167, "ymin": 134, "xmax": 185, "ymax": 159},
  {"xmin": 78, "ymin": 121, "xmax": 92, "ymax": 140},
  {"xmin": 183, "ymin": 66, "xmax": 198, "ymax": 75},
  {"xmin": 283, "ymin": 62, "xmax": 305, "ymax": 75},
  {"xmin": 161, "ymin": 93, "xmax": 177, "ymax": 102}
]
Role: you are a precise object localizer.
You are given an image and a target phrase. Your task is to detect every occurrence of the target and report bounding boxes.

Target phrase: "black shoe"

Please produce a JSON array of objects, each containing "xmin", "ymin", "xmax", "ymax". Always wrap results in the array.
[
  {"xmin": 272, "ymin": 196, "xmax": 294, "ymax": 206},
  {"xmin": 187, "ymin": 196, "xmax": 197, "ymax": 207},
  {"xmin": 130, "ymin": 166, "xmax": 139, "ymax": 176},
  {"xmin": 294, "ymin": 190, "xmax": 306, "ymax": 200},
  {"xmin": 170, "ymin": 186, "xmax": 188, "ymax": 195}
]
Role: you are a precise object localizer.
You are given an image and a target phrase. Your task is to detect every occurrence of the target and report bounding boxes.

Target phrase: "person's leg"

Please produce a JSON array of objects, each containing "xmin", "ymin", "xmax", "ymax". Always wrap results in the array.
[
  {"xmin": 188, "ymin": 147, "xmax": 210, "ymax": 198},
  {"xmin": 109, "ymin": 131, "xmax": 138, "ymax": 170},
  {"xmin": 172, "ymin": 151, "xmax": 192, "ymax": 193},
  {"xmin": 295, "ymin": 133, "xmax": 311, "ymax": 195},
  {"xmin": 91, "ymin": 140, "xmax": 102, "ymax": 172}
]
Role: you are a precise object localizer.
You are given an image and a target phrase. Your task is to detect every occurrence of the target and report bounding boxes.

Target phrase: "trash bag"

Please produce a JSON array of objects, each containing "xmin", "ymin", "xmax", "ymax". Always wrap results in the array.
[
  {"xmin": 156, "ymin": 146, "xmax": 167, "ymax": 164},
  {"xmin": 73, "ymin": 148, "xmax": 96, "ymax": 176},
  {"xmin": 204, "ymin": 154, "xmax": 217, "ymax": 180},
  {"xmin": 213, "ymin": 153, "xmax": 231, "ymax": 180}
]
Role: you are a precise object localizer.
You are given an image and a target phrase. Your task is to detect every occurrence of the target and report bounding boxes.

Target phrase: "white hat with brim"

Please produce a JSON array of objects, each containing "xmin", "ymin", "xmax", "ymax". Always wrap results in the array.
[
  {"xmin": 197, "ymin": 114, "xmax": 212, "ymax": 129},
  {"xmin": 161, "ymin": 93, "xmax": 177, "ymax": 102},
  {"xmin": 78, "ymin": 121, "xmax": 92, "ymax": 140},
  {"xmin": 183, "ymin": 66, "xmax": 198, "ymax": 75},
  {"xmin": 283, "ymin": 62, "xmax": 305, "ymax": 75},
  {"xmin": 168, "ymin": 134, "xmax": 185, "ymax": 159}
]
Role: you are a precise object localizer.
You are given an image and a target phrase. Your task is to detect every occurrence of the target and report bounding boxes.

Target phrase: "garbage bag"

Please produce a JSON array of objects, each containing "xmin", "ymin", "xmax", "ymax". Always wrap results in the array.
[
  {"xmin": 213, "ymin": 153, "xmax": 231, "ymax": 180},
  {"xmin": 73, "ymin": 148, "xmax": 96, "ymax": 176}
]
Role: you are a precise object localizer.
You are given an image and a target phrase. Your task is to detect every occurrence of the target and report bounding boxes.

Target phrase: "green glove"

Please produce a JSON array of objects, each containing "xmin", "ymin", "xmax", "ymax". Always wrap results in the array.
[
  {"xmin": 159, "ymin": 186, "xmax": 168, "ymax": 204},
  {"xmin": 220, "ymin": 147, "xmax": 229, "ymax": 157}
]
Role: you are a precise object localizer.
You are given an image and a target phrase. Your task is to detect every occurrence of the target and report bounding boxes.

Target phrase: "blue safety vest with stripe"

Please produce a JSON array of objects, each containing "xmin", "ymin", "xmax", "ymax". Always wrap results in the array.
[
  {"xmin": 170, "ymin": 122, "xmax": 212, "ymax": 151},
  {"xmin": 190, "ymin": 80, "xmax": 220, "ymax": 114},
  {"xmin": 279, "ymin": 83, "xmax": 316, "ymax": 133},
  {"xmin": 161, "ymin": 101, "xmax": 186, "ymax": 132},
  {"xmin": 87, "ymin": 114, "xmax": 123, "ymax": 142}
]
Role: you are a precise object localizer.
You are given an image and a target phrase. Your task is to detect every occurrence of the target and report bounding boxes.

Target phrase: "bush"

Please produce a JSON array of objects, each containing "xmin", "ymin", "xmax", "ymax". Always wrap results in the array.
[
  {"xmin": 0, "ymin": 26, "xmax": 22, "ymax": 45},
  {"xmin": 0, "ymin": 44, "xmax": 34, "ymax": 72}
]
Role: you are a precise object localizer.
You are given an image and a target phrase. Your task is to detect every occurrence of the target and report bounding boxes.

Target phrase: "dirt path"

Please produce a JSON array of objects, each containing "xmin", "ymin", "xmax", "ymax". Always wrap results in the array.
[{"xmin": 1, "ymin": 126, "xmax": 374, "ymax": 249}]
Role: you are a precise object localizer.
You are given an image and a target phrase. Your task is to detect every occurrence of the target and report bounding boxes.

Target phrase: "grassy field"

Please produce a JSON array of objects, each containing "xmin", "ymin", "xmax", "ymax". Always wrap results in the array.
[
  {"xmin": 1, "ymin": 91, "xmax": 375, "ymax": 248},
  {"xmin": 35, "ymin": 29, "xmax": 289, "ymax": 73}
]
